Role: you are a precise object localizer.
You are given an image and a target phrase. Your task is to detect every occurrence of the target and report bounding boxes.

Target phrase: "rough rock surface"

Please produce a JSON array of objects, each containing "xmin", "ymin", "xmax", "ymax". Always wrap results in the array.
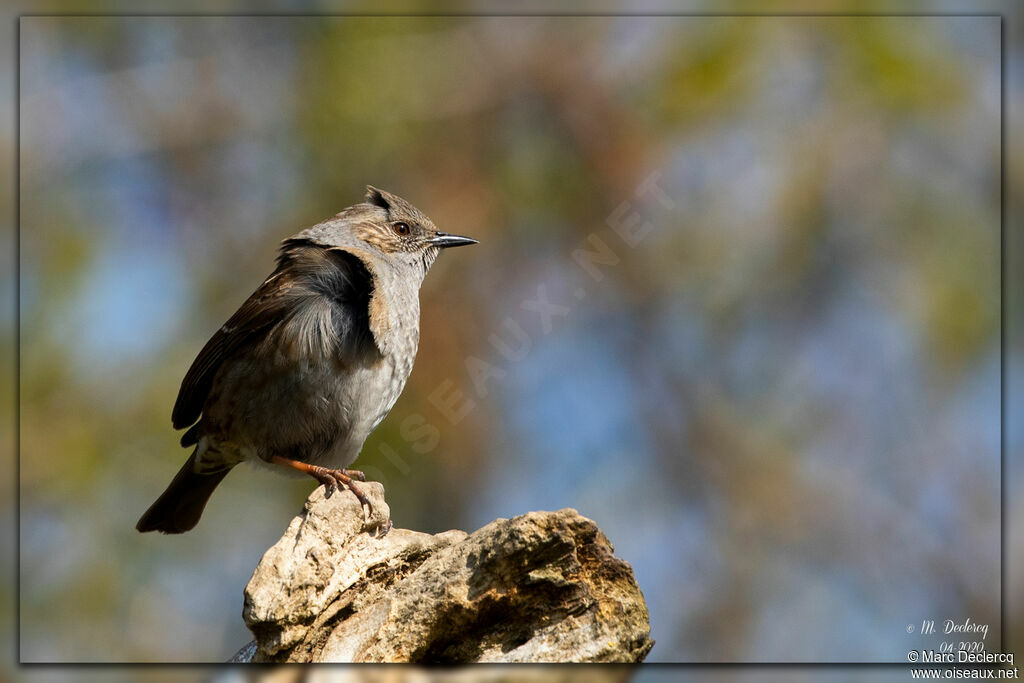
[{"xmin": 234, "ymin": 483, "xmax": 653, "ymax": 663}]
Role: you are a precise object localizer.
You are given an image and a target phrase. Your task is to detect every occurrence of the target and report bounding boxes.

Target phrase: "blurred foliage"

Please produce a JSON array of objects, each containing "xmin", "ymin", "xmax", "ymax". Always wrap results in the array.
[{"xmin": 11, "ymin": 11, "xmax": 1011, "ymax": 666}]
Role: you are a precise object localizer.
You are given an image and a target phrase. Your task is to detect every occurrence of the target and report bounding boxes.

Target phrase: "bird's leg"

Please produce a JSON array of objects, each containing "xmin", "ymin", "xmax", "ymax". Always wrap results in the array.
[{"xmin": 270, "ymin": 455, "xmax": 372, "ymax": 512}]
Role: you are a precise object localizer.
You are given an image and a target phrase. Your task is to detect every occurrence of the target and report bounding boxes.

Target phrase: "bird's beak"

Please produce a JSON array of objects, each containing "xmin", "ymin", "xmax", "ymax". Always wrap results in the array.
[{"xmin": 431, "ymin": 232, "xmax": 479, "ymax": 249}]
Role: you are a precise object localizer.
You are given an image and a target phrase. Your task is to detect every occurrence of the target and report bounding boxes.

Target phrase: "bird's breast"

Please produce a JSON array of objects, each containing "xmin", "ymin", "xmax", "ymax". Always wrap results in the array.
[{"xmin": 357, "ymin": 333, "xmax": 418, "ymax": 431}]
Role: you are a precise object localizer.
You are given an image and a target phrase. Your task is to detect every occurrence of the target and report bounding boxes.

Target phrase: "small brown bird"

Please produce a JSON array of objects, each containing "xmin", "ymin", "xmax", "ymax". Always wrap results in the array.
[{"xmin": 137, "ymin": 186, "xmax": 477, "ymax": 534}]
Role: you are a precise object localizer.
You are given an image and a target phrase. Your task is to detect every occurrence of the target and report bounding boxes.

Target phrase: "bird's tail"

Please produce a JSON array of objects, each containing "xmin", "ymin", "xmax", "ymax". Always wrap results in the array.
[{"xmin": 136, "ymin": 453, "xmax": 232, "ymax": 534}]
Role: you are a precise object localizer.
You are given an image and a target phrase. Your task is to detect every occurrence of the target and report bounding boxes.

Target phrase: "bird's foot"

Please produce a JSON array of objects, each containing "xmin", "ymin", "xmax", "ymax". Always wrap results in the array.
[
  {"xmin": 314, "ymin": 468, "xmax": 391, "ymax": 537},
  {"xmin": 316, "ymin": 468, "xmax": 371, "ymax": 511},
  {"xmin": 341, "ymin": 468, "xmax": 366, "ymax": 482},
  {"xmin": 270, "ymin": 455, "xmax": 373, "ymax": 515}
]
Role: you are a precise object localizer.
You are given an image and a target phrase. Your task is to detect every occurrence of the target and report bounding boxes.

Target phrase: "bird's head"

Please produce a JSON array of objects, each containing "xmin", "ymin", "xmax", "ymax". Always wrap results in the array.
[
  {"xmin": 291, "ymin": 186, "xmax": 477, "ymax": 283},
  {"xmin": 349, "ymin": 185, "xmax": 476, "ymax": 265},
  {"xmin": 356, "ymin": 185, "xmax": 477, "ymax": 254}
]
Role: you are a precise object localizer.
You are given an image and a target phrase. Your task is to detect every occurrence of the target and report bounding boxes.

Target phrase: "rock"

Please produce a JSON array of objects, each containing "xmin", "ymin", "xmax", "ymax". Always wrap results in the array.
[
  {"xmin": 235, "ymin": 483, "xmax": 653, "ymax": 663},
  {"xmin": 220, "ymin": 667, "xmax": 632, "ymax": 683}
]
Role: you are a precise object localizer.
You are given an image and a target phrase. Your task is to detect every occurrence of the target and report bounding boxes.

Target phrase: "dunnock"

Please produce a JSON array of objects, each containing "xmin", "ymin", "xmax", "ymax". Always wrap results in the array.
[{"xmin": 136, "ymin": 186, "xmax": 476, "ymax": 534}]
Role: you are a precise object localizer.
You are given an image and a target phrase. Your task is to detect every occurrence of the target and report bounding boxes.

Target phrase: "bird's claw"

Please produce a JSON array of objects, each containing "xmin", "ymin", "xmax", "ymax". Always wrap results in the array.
[
  {"xmin": 303, "ymin": 464, "xmax": 389, "ymax": 535},
  {"xmin": 346, "ymin": 479, "xmax": 372, "ymax": 512},
  {"xmin": 313, "ymin": 467, "xmax": 371, "ymax": 514},
  {"xmin": 343, "ymin": 468, "xmax": 366, "ymax": 482}
]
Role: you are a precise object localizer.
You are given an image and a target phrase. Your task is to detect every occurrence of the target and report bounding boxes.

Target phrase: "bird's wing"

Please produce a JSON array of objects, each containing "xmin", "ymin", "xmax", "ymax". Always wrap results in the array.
[
  {"xmin": 325, "ymin": 244, "xmax": 394, "ymax": 356},
  {"xmin": 171, "ymin": 268, "xmax": 296, "ymax": 431},
  {"xmin": 171, "ymin": 241, "xmax": 378, "ymax": 432}
]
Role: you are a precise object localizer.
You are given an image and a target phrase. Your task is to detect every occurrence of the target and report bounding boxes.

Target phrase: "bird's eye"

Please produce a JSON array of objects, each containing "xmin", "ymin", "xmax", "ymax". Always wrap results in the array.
[{"xmin": 392, "ymin": 222, "xmax": 411, "ymax": 236}]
